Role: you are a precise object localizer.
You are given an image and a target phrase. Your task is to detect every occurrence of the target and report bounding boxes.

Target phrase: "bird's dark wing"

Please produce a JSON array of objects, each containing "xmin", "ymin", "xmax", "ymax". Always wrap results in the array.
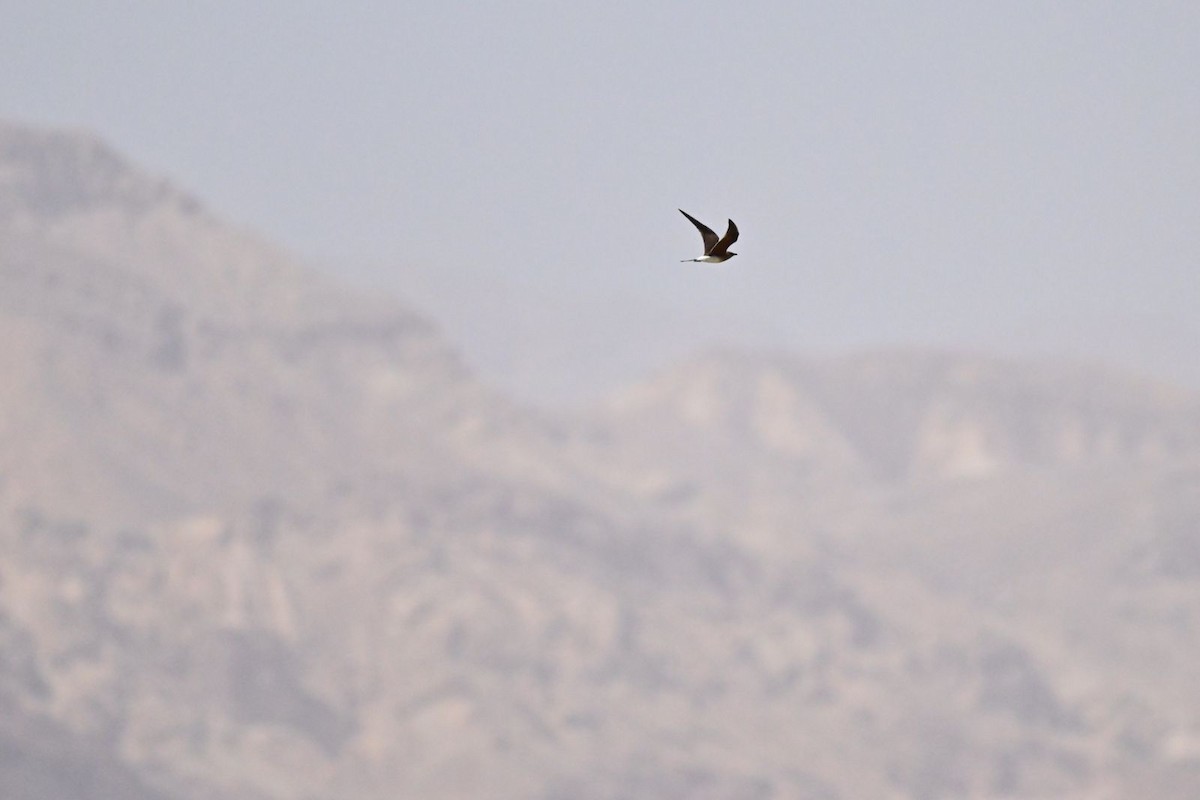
[
  {"xmin": 712, "ymin": 219, "xmax": 739, "ymax": 255},
  {"xmin": 679, "ymin": 209, "xmax": 720, "ymax": 254}
]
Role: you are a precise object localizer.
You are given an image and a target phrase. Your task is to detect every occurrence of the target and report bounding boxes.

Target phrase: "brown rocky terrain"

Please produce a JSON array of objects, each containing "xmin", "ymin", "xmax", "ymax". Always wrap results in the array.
[{"xmin": 2, "ymin": 120, "xmax": 1199, "ymax": 799}]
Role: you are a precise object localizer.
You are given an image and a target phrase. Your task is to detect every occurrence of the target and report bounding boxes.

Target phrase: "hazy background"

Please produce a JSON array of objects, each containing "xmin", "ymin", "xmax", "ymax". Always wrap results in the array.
[
  {"xmin": 3, "ymin": 0, "xmax": 1197, "ymax": 404},
  {"xmin": 4, "ymin": 4, "xmax": 1200, "ymax": 798}
]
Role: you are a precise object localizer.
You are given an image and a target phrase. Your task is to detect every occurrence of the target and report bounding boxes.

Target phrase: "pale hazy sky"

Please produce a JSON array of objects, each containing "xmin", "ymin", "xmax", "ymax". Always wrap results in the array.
[{"xmin": 3, "ymin": 2, "xmax": 1198, "ymax": 403}]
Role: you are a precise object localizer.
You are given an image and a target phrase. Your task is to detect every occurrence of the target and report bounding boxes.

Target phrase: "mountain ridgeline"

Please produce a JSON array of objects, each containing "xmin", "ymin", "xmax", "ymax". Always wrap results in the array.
[{"xmin": 2, "ymin": 120, "xmax": 1200, "ymax": 800}]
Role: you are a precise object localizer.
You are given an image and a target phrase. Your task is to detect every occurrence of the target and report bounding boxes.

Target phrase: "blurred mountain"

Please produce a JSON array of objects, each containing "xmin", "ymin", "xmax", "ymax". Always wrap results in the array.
[
  {"xmin": 2, "ymin": 120, "xmax": 1199, "ymax": 800},
  {"xmin": 598, "ymin": 348, "xmax": 1200, "ymax": 483}
]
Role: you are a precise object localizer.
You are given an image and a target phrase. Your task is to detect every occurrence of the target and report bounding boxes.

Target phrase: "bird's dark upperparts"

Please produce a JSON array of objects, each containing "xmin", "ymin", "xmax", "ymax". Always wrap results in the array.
[{"xmin": 679, "ymin": 209, "xmax": 739, "ymax": 263}]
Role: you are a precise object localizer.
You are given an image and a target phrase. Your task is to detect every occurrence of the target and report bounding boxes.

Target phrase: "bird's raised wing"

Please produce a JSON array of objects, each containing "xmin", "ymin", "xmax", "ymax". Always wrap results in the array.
[
  {"xmin": 712, "ymin": 219, "xmax": 739, "ymax": 255},
  {"xmin": 679, "ymin": 209, "xmax": 720, "ymax": 254}
]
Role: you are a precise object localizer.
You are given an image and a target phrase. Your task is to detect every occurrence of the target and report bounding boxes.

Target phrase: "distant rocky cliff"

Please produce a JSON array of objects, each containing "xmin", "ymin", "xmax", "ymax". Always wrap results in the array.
[{"xmin": 2, "ymin": 120, "xmax": 1199, "ymax": 800}]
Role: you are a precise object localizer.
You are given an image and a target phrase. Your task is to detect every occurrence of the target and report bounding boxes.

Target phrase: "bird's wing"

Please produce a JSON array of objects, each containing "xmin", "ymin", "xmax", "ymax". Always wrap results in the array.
[
  {"xmin": 713, "ymin": 219, "xmax": 739, "ymax": 254},
  {"xmin": 679, "ymin": 209, "xmax": 720, "ymax": 254}
]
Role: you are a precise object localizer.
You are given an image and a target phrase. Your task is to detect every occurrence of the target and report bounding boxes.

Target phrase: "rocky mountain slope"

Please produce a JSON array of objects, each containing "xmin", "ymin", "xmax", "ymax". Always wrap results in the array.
[{"xmin": 2, "ymin": 120, "xmax": 1199, "ymax": 799}]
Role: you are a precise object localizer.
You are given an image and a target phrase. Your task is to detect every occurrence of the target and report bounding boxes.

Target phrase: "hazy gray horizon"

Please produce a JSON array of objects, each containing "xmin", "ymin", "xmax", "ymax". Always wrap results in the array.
[{"xmin": 4, "ymin": 1, "xmax": 1197, "ymax": 403}]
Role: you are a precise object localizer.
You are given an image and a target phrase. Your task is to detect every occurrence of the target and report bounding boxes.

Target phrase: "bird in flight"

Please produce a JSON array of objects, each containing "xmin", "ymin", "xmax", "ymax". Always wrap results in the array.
[{"xmin": 679, "ymin": 209, "xmax": 739, "ymax": 263}]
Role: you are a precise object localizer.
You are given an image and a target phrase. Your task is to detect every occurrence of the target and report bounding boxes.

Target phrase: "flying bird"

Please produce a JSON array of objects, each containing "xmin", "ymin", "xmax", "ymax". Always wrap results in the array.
[{"xmin": 679, "ymin": 209, "xmax": 738, "ymax": 263}]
